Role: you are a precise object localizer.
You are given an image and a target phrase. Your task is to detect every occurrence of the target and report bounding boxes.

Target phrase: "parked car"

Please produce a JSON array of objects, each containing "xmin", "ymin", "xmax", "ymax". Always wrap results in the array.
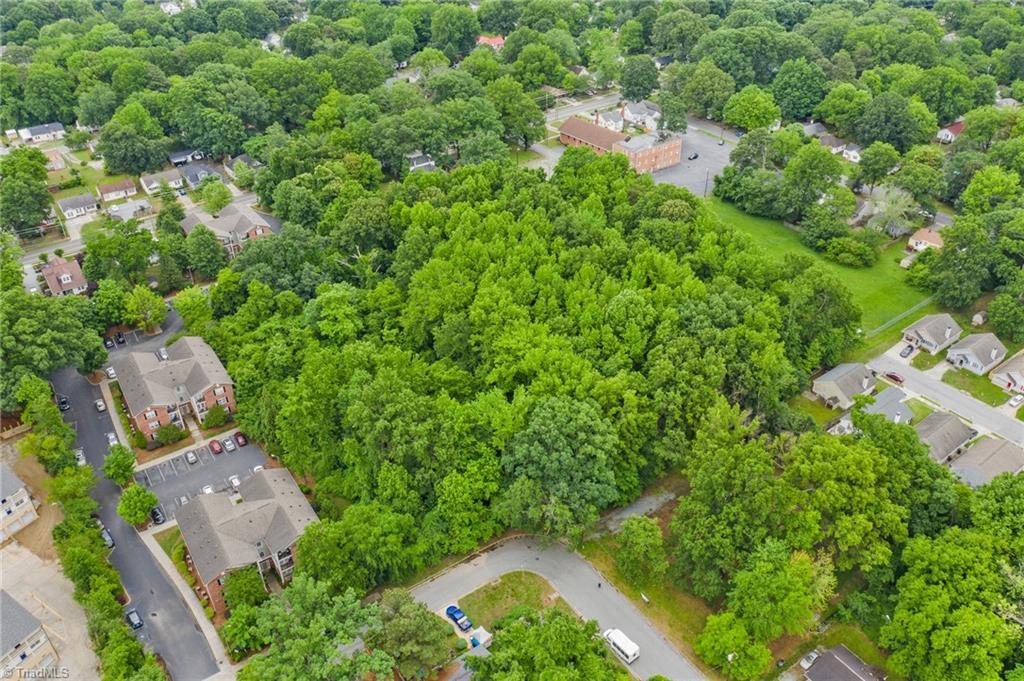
[
  {"xmin": 253, "ymin": 465, "xmax": 264, "ymax": 473},
  {"xmin": 209, "ymin": 439, "xmax": 223, "ymax": 454},
  {"xmin": 176, "ymin": 188, "xmax": 186, "ymax": 196},
  {"xmin": 899, "ymin": 344, "xmax": 915, "ymax": 358},
  {"xmin": 884, "ymin": 371, "xmax": 905, "ymax": 385},
  {"xmin": 234, "ymin": 432, "xmax": 248, "ymax": 447},
  {"xmin": 222, "ymin": 437, "xmax": 236, "ymax": 452},
  {"xmin": 229, "ymin": 474, "xmax": 241, "ymax": 489},
  {"xmin": 115, "ymin": 331, "xmax": 126, "ymax": 345},
  {"xmin": 687, "ymin": 151, "xmax": 699, "ymax": 160},
  {"xmin": 156, "ymin": 347, "xmax": 169, "ymax": 361},
  {"xmin": 445, "ymin": 605, "xmax": 472, "ymax": 631},
  {"xmin": 74, "ymin": 448, "xmax": 86, "ymax": 466},
  {"xmin": 105, "ymin": 366, "xmax": 116, "ymax": 379},
  {"xmin": 103, "ymin": 337, "xmax": 115, "ymax": 349},
  {"xmin": 799, "ymin": 651, "xmax": 819, "ymax": 670},
  {"xmin": 1009, "ymin": 394, "xmax": 1024, "ymax": 408},
  {"xmin": 178, "ymin": 495, "xmax": 189, "ymax": 506},
  {"xmin": 185, "ymin": 450, "xmax": 198, "ymax": 464},
  {"xmin": 101, "ymin": 528, "xmax": 115, "ymax": 549},
  {"xmin": 202, "ymin": 484, "xmax": 214, "ymax": 494},
  {"xmin": 95, "ymin": 398, "xmax": 106, "ymax": 412},
  {"xmin": 106, "ymin": 432, "xmax": 118, "ymax": 447},
  {"xmin": 57, "ymin": 395, "xmax": 70, "ymax": 411},
  {"xmin": 126, "ymin": 609, "xmax": 143, "ymax": 630},
  {"xmin": 717, "ymin": 139, "xmax": 725, "ymax": 146},
  {"xmin": 150, "ymin": 507, "xmax": 165, "ymax": 525}
]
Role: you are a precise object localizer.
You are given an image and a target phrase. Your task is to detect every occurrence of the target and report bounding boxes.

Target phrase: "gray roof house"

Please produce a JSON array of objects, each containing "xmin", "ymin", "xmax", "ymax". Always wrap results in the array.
[
  {"xmin": 1, "ymin": 589, "xmax": 57, "ymax": 671},
  {"xmin": 56, "ymin": 193, "xmax": 99, "ymax": 218},
  {"xmin": 406, "ymin": 152, "xmax": 436, "ymax": 173},
  {"xmin": 805, "ymin": 644, "xmax": 883, "ymax": 681},
  {"xmin": 991, "ymin": 352, "xmax": 1024, "ymax": 394},
  {"xmin": 113, "ymin": 336, "xmax": 232, "ymax": 417},
  {"xmin": 224, "ymin": 153, "xmax": 262, "ymax": 179},
  {"xmin": 622, "ymin": 100, "xmax": 662, "ymax": 130},
  {"xmin": 812, "ymin": 363, "xmax": 875, "ymax": 410},
  {"xmin": 169, "ymin": 148, "xmax": 204, "ymax": 165},
  {"xmin": 181, "ymin": 205, "xmax": 272, "ymax": 256},
  {"xmin": 0, "ymin": 590, "xmax": 39, "ymax": 655},
  {"xmin": 803, "ymin": 121, "xmax": 827, "ymax": 137},
  {"xmin": 902, "ymin": 313, "xmax": 963, "ymax": 355},
  {"xmin": 108, "ymin": 198, "xmax": 151, "ymax": 222},
  {"xmin": 831, "ymin": 387, "xmax": 909, "ymax": 435},
  {"xmin": 915, "ymin": 412, "xmax": 977, "ymax": 463},
  {"xmin": 140, "ymin": 169, "xmax": 183, "ymax": 194},
  {"xmin": 951, "ymin": 438, "xmax": 1024, "ymax": 488},
  {"xmin": 946, "ymin": 333, "xmax": 1007, "ymax": 376},
  {"xmin": 180, "ymin": 163, "xmax": 222, "ymax": 188}
]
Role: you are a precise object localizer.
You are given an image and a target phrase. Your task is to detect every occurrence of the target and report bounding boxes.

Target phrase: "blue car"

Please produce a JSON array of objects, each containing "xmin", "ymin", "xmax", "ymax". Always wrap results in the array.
[{"xmin": 446, "ymin": 605, "xmax": 472, "ymax": 631}]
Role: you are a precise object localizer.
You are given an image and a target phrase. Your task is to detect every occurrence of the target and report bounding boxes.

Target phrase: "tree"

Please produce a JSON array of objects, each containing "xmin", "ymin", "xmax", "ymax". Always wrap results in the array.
[
  {"xmin": 202, "ymin": 405, "xmax": 228, "ymax": 429},
  {"xmin": 117, "ymin": 484, "xmax": 158, "ymax": 526},
  {"xmin": 223, "ymin": 566, "xmax": 269, "ymax": 611},
  {"xmin": 866, "ymin": 187, "xmax": 919, "ymax": 238},
  {"xmin": 723, "ymin": 86, "xmax": 780, "ymax": 131},
  {"xmin": 510, "ymin": 44, "xmax": 565, "ymax": 90},
  {"xmin": 0, "ymin": 147, "xmax": 50, "ymax": 236},
  {"xmin": 694, "ymin": 613, "xmax": 771, "ymax": 681},
  {"xmin": 856, "ymin": 142, "xmax": 901, "ymax": 191},
  {"xmin": 960, "ymin": 166, "xmax": 1021, "ymax": 215},
  {"xmin": 365, "ymin": 589, "xmax": 451, "ymax": 679},
  {"xmin": 186, "ymin": 226, "xmax": 229, "ymax": 280},
  {"xmin": 485, "ymin": 76, "xmax": 545, "ymax": 149},
  {"xmin": 123, "ymin": 285, "xmax": 167, "ymax": 333},
  {"xmin": 928, "ymin": 219, "xmax": 993, "ymax": 308},
  {"xmin": 653, "ymin": 9, "xmax": 709, "ymax": 60},
  {"xmin": 459, "ymin": 132, "xmax": 510, "ymax": 165},
  {"xmin": 173, "ymin": 286, "xmax": 213, "ymax": 334},
  {"xmin": 856, "ymin": 92, "xmax": 921, "ymax": 153},
  {"xmin": 23, "ymin": 63, "xmax": 74, "ymax": 124},
  {"xmin": 658, "ymin": 93, "xmax": 688, "ymax": 132},
  {"xmin": 98, "ymin": 102, "xmax": 168, "ymax": 176},
  {"xmin": 498, "ymin": 397, "xmax": 619, "ymax": 542},
  {"xmin": 620, "ymin": 56, "xmax": 659, "ymax": 102},
  {"xmin": 616, "ymin": 516, "xmax": 668, "ymax": 586},
  {"xmin": 199, "ymin": 180, "xmax": 231, "ymax": 215},
  {"xmin": 770, "ymin": 58, "xmax": 826, "ymax": 121},
  {"xmin": 989, "ymin": 288, "xmax": 1024, "ymax": 343},
  {"xmin": 679, "ymin": 59, "xmax": 736, "ymax": 120},
  {"xmin": 238, "ymin": 575, "xmax": 393, "ymax": 681},
  {"xmin": 83, "ymin": 220, "xmax": 155, "ymax": 285},
  {"xmin": 814, "ymin": 83, "xmax": 871, "ymax": 139},
  {"xmin": 220, "ymin": 604, "xmax": 268, "ymax": 659},
  {"xmin": 430, "ymin": 4, "xmax": 479, "ymax": 57},
  {"xmin": 155, "ymin": 425, "xmax": 186, "ymax": 446},
  {"xmin": 467, "ymin": 609, "xmax": 623, "ymax": 681},
  {"xmin": 618, "ymin": 19, "xmax": 644, "ymax": 55},
  {"xmin": 103, "ymin": 445, "xmax": 135, "ymax": 487}
]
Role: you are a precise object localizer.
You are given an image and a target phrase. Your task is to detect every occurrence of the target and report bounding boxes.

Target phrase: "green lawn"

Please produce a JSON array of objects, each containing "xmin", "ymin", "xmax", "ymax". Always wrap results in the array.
[
  {"xmin": 510, "ymin": 147, "xmax": 542, "ymax": 164},
  {"xmin": 541, "ymin": 136, "xmax": 562, "ymax": 148},
  {"xmin": 710, "ymin": 200, "xmax": 930, "ymax": 332},
  {"xmin": 789, "ymin": 395, "xmax": 837, "ymax": 427},
  {"xmin": 911, "ymin": 351, "xmax": 944, "ymax": 370},
  {"xmin": 459, "ymin": 571, "xmax": 572, "ymax": 631},
  {"xmin": 906, "ymin": 398, "xmax": 935, "ymax": 423},
  {"xmin": 80, "ymin": 218, "xmax": 107, "ymax": 240},
  {"xmin": 49, "ymin": 166, "xmax": 133, "ymax": 202},
  {"xmin": 154, "ymin": 526, "xmax": 181, "ymax": 559},
  {"xmin": 819, "ymin": 624, "xmax": 905, "ymax": 680},
  {"xmin": 942, "ymin": 369, "xmax": 1011, "ymax": 406}
]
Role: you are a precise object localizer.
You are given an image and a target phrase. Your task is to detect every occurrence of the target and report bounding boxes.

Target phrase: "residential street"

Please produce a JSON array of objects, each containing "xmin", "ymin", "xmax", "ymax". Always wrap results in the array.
[
  {"xmin": 868, "ymin": 352, "xmax": 1024, "ymax": 445},
  {"xmin": 51, "ymin": 312, "xmax": 221, "ymax": 681},
  {"xmin": 411, "ymin": 536, "xmax": 706, "ymax": 681},
  {"xmin": 544, "ymin": 92, "xmax": 623, "ymax": 123}
]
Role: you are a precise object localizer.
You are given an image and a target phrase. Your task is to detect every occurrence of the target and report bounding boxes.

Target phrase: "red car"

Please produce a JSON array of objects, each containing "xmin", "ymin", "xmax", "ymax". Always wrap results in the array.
[
  {"xmin": 884, "ymin": 371, "xmax": 905, "ymax": 385},
  {"xmin": 209, "ymin": 439, "xmax": 223, "ymax": 455},
  {"xmin": 234, "ymin": 432, "xmax": 248, "ymax": 447}
]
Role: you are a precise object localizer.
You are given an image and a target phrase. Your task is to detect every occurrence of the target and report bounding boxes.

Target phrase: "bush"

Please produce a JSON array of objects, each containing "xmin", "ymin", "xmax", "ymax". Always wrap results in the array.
[
  {"xmin": 131, "ymin": 431, "xmax": 147, "ymax": 449},
  {"xmin": 204, "ymin": 605, "xmax": 215, "ymax": 621},
  {"xmin": 155, "ymin": 424, "xmax": 186, "ymax": 446},
  {"xmin": 824, "ymin": 236, "xmax": 878, "ymax": 267},
  {"xmin": 223, "ymin": 566, "xmax": 269, "ymax": 610},
  {"xmin": 202, "ymin": 405, "xmax": 228, "ymax": 429}
]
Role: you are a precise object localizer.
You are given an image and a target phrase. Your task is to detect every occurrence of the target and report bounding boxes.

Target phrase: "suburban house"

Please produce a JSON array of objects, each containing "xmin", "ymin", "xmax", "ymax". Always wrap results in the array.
[
  {"xmin": 951, "ymin": 438, "xmax": 1024, "ymax": 488},
  {"xmin": 831, "ymin": 387, "xmax": 910, "ymax": 435},
  {"xmin": 802, "ymin": 121, "xmax": 827, "ymax": 138},
  {"xmin": 558, "ymin": 118, "xmax": 682, "ymax": 173},
  {"xmin": 39, "ymin": 256, "xmax": 88, "ymax": 297},
  {"xmin": 653, "ymin": 55, "xmax": 674, "ymax": 70},
  {"xmin": 819, "ymin": 134, "xmax": 847, "ymax": 154},
  {"xmin": 914, "ymin": 412, "xmax": 977, "ymax": 463},
  {"xmin": 991, "ymin": 352, "xmax": 1024, "ymax": 394},
  {"xmin": 476, "ymin": 34, "xmax": 504, "ymax": 50},
  {"xmin": 112, "ymin": 336, "xmax": 235, "ymax": 441},
  {"xmin": 181, "ymin": 205, "xmax": 272, "ymax": 257},
  {"xmin": 596, "ymin": 109, "xmax": 624, "ymax": 132},
  {"xmin": 56, "ymin": 193, "xmax": 99, "ymax": 220},
  {"xmin": 0, "ymin": 463, "xmax": 38, "ymax": 541},
  {"xmin": 946, "ymin": 333, "xmax": 1007, "ymax": 376},
  {"xmin": 17, "ymin": 123, "xmax": 65, "ymax": 144},
  {"xmin": 842, "ymin": 143, "xmax": 862, "ymax": 163},
  {"xmin": 902, "ymin": 313, "xmax": 963, "ymax": 355},
  {"xmin": 811, "ymin": 363, "xmax": 875, "ymax": 410},
  {"xmin": 96, "ymin": 179, "xmax": 138, "ymax": 203},
  {"xmin": 108, "ymin": 198, "xmax": 152, "ymax": 222},
  {"xmin": 176, "ymin": 469, "xmax": 318, "ymax": 615},
  {"xmin": 622, "ymin": 100, "xmax": 662, "ymax": 131},
  {"xmin": 44, "ymin": 149, "xmax": 64, "ymax": 171},
  {"xmin": 908, "ymin": 228, "xmax": 943, "ymax": 252},
  {"xmin": 224, "ymin": 154, "xmax": 262, "ymax": 179},
  {"xmin": 406, "ymin": 152, "xmax": 436, "ymax": 173},
  {"xmin": 0, "ymin": 590, "xmax": 58, "ymax": 673},
  {"xmin": 180, "ymin": 163, "xmax": 223, "ymax": 189},
  {"xmin": 169, "ymin": 149, "xmax": 204, "ymax": 166},
  {"xmin": 160, "ymin": 1, "xmax": 181, "ymax": 14},
  {"xmin": 937, "ymin": 121, "xmax": 965, "ymax": 143},
  {"xmin": 140, "ymin": 169, "xmax": 184, "ymax": 195},
  {"xmin": 803, "ymin": 644, "xmax": 883, "ymax": 681}
]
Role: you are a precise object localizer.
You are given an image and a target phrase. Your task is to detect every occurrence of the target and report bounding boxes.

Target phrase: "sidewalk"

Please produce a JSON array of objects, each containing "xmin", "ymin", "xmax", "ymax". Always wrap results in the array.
[{"xmin": 138, "ymin": 521, "xmax": 235, "ymax": 675}]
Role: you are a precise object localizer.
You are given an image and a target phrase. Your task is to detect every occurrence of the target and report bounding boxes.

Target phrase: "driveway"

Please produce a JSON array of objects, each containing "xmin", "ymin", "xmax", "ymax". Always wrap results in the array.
[
  {"xmin": 134, "ymin": 436, "xmax": 268, "ymax": 521},
  {"xmin": 411, "ymin": 536, "xmax": 706, "ymax": 681},
  {"xmin": 868, "ymin": 351, "xmax": 1024, "ymax": 445},
  {"xmin": 654, "ymin": 123, "xmax": 734, "ymax": 197}
]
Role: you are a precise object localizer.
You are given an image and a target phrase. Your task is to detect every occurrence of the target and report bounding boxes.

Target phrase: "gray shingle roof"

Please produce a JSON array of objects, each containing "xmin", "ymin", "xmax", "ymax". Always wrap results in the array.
[
  {"xmin": 951, "ymin": 438, "xmax": 1024, "ymax": 488},
  {"xmin": 813, "ymin": 363, "xmax": 875, "ymax": 406},
  {"xmin": 112, "ymin": 337, "xmax": 231, "ymax": 416},
  {"xmin": 915, "ymin": 412, "xmax": 977, "ymax": 462},
  {"xmin": 140, "ymin": 169, "xmax": 182, "ymax": 188},
  {"xmin": 992, "ymin": 352, "xmax": 1024, "ymax": 386},
  {"xmin": 181, "ymin": 205, "xmax": 269, "ymax": 242},
  {"xmin": 864, "ymin": 387, "xmax": 908, "ymax": 423},
  {"xmin": 56, "ymin": 193, "xmax": 98, "ymax": 212},
  {"xmin": 0, "ymin": 463, "xmax": 27, "ymax": 500},
  {"xmin": 176, "ymin": 469, "xmax": 317, "ymax": 584},
  {"xmin": 1, "ymin": 590, "xmax": 41, "ymax": 655},
  {"xmin": 805, "ymin": 644, "xmax": 883, "ymax": 681},
  {"xmin": 948, "ymin": 333, "xmax": 1007, "ymax": 366},
  {"xmin": 902, "ymin": 313, "xmax": 962, "ymax": 347},
  {"xmin": 26, "ymin": 122, "xmax": 64, "ymax": 136}
]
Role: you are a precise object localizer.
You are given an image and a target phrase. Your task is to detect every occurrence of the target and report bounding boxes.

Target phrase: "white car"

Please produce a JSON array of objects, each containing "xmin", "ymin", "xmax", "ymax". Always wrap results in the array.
[
  {"xmin": 106, "ymin": 432, "xmax": 118, "ymax": 447},
  {"xmin": 74, "ymin": 448, "xmax": 86, "ymax": 466},
  {"xmin": 1010, "ymin": 394, "xmax": 1024, "ymax": 409},
  {"xmin": 179, "ymin": 495, "xmax": 189, "ymax": 506},
  {"xmin": 252, "ymin": 465, "xmax": 264, "ymax": 473},
  {"xmin": 157, "ymin": 347, "xmax": 169, "ymax": 361},
  {"xmin": 229, "ymin": 475, "xmax": 241, "ymax": 489},
  {"xmin": 94, "ymin": 399, "xmax": 106, "ymax": 412},
  {"xmin": 202, "ymin": 485, "xmax": 213, "ymax": 495},
  {"xmin": 185, "ymin": 450, "xmax": 198, "ymax": 465},
  {"xmin": 800, "ymin": 651, "xmax": 820, "ymax": 670},
  {"xmin": 105, "ymin": 366, "xmax": 116, "ymax": 379},
  {"xmin": 222, "ymin": 437, "xmax": 236, "ymax": 452}
]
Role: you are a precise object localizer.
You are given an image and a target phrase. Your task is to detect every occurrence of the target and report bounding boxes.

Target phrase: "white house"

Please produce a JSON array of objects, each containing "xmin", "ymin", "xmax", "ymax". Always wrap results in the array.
[
  {"xmin": 937, "ymin": 121, "xmax": 964, "ymax": 144},
  {"xmin": 842, "ymin": 143, "xmax": 862, "ymax": 163},
  {"xmin": 622, "ymin": 100, "xmax": 661, "ymax": 131},
  {"xmin": 140, "ymin": 169, "xmax": 184, "ymax": 194},
  {"xmin": 96, "ymin": 179, "xmax": 137, "ymax": 203},
  {"xmin": 909, "ymin": 228, "xmax": 944, "ymax": 252},
  {"xmin": 819, "ymin": 134, "xmax": 846, "ymax": 154},
  {"xmin": 56, "ymin": 194, "xmax": 99, "ymax": 219},
  {"xmin": 17, "ymin": 123, "xmax": 65, "ymax": 144},
  {"xmin": 946, "ymin": 333, "xmax": 1007, "ymax": 376},
  {"xmin": 991, "ymin": 352, "xmax": 1024, "ymax": 394},
  {"xmin": 596, "ymin": 110, "xmax": 624, "ymax": 132}
]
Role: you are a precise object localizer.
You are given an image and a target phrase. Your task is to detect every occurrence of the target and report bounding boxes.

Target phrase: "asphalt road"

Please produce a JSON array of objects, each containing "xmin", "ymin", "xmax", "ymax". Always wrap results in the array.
[
  {"xmin": 135, "ymin": 439, "xmax": 268, "ymax": 521},
  {"xmin": 411, "ymin": 537, "xmax": 706, "ymax": 681},
  {"xmin": 52, "ymin": 312, "xmax": 218, "ymax": 681},
  {"xmin": 868, "ymin": 352, "xmax": 1024, "ymax": 446}
]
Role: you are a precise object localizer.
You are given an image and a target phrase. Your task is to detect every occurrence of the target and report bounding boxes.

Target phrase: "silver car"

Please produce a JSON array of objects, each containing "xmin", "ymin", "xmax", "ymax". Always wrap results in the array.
[
  {"xmin": 185, "ymin": 450, "xmax": 198, "ymax": 464},
  {"xmin": 94, "ymin": 398, "xmax": 106, "ymax": 412},
  {"xmin": 106, "ymin": 432, "xmax": 118, "ymax": 447},
  {"xmin": 105, "ymin": 366, "xmax": 116, "ymax": 379},
  {"xmin": 222, "ymin": 437, "xmax": 236, "ymax": 452},
  {"xmin": 157, "ymin": 347, "xmax": 169, "ymax": 361}
]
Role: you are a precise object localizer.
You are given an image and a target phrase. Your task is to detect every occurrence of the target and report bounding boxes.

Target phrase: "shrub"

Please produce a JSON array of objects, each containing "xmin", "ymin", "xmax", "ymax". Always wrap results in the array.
[
  {"xmin": 202, "ymin": 405, "xmax": 228, "ymax": 429},
  {"xmin": 825, "ymin": 236, "xmax": 878, "ymax": 267},
  {"xmin": 155, "ymin": 424, "xmax": 186, "ymax": 446}
]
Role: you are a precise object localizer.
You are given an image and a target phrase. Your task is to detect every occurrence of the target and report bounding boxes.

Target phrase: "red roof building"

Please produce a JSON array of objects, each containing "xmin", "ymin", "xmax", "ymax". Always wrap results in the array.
[{"xmin": 476, "ymin": 35, "xmax": 505, "ymax": 50}]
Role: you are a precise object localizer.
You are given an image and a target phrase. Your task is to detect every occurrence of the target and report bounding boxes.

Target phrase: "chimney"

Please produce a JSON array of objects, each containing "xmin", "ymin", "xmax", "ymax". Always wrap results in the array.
[
  {"xmin": 991, "ymin": 346, "xmax": 1000, "ymax": 361},
  {"xmin": 893, "ymin": 411, "xmax": 902, "ymax": 424},
  {"xmin": 861, "ymin": 375, "xmax": 870, "ymax": 390},
  {"xmin": 945, "ymin": 325, "xmax": 952, "ymax": 339}
]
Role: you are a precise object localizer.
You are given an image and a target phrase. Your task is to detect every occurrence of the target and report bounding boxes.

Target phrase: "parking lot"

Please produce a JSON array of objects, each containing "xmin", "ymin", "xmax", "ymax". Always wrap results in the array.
[
  {"xmin": 653, "ymin": 125, "xmax": 733, "ymax": 197},
  {"xmin": 134, "ymin": 431, "xmax": 269, "ymax": 521}
]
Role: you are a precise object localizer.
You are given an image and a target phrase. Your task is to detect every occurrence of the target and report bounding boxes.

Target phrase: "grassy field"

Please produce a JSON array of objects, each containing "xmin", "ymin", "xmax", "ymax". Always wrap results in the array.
[
  {"xmin": 154, "ymin": 526, "xmax": 181, "ymax": 559},
  {"xmin": 789, "ymin": 394, "xmax": 836, "ymax": 427},
  {"xmin": 49, "ymin": 165, "xmax": 133, "ymax": 202},
  {"xmin": 911, "ymin": 351, "xmax": 944, "ymax": 370},
  {"xmin": 710, "ymin": 201, "xmax": 930, "ymax": 332},
  {"xmin": 459, "ymin": 571, "xmax": 571, "ymax": 631},
  {"xmin": 942, "ymin": 368, "xmax": 1011, "ymax": 406},
  {"xmin": 906, "ymin": 398, "xmax": 935, "ymax": 423},
  {"xmin": 510, "ymin": 147, "xmax": 542, "ymax": 164}
]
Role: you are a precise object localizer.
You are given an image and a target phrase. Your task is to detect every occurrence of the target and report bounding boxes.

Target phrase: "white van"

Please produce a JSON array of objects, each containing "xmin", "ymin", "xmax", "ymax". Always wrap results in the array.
[{"xmin": 603, "ymin": 628, "xmax": 640, "ymax": 664}]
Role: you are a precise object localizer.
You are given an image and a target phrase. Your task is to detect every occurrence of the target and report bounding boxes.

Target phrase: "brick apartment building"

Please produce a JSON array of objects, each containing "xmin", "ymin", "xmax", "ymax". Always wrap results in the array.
[
  {"xmin": 112, "ymin": 336, "xmax": 234, "ymax": 441},
  {"xmin": 181, "ymin": 205, "xmax": 272, "ymax": 257},
  {"xmin": 558, "ymin": 116, "xmax": 681, "ymax": 173}
]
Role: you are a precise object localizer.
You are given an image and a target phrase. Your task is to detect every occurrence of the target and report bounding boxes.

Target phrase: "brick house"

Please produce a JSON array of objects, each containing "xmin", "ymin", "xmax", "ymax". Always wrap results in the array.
[
  {"xmin": 39, "ymin": 256, "xmax": 88, "ymax": 296},
  {"xmin": 0, "ymin": 464, "xmax": 38, "ymax": 542},
  {"xmin": 0, "ymin": 590, "xmax": 59, "ymax": 673},
  {"xmin": 176, "ymin": 469, "xmax": 317, "ymax": 616},
  {"xmin": 112, "ymin": 337, "xmax": 235, "ymax": 441},
  {"xmin": 181, "ymin": 205, "xmax": 272, "ymax": 257},
  {"xmin": 558, "ymin": 117, "xmax": 682, "ymax": 173}
]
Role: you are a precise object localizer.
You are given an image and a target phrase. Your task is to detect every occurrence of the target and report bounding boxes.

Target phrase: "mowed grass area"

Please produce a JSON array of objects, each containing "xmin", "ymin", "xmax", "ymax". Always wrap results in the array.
[
  {"xmin": 911, "ymin": 351, "xmax": 944, "ymax": 370},
  {"xmin": 789, "ymin": 395, "xmax": 836, "ymax": 427},
  {"xmin": 459, "ymin": 571, "xmax": 572, "ymax": 631},
  {"xmin": 820, "ymin": 624, "xmax": 906, "ymax": 680},
  {"xmin": 154, "ymin": 526, "xmax": 182, "ymax": 560},
  {"xmin": 710, "ymin": 201, "xmax": 930, "ymax": 332},
  {"xmin": 942, "ymin": 368, "xmax": 1011, "ymax": 406},
  {"xmin": 906, "ymin": 398, "xmax": 935, "ymax": 423}
]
